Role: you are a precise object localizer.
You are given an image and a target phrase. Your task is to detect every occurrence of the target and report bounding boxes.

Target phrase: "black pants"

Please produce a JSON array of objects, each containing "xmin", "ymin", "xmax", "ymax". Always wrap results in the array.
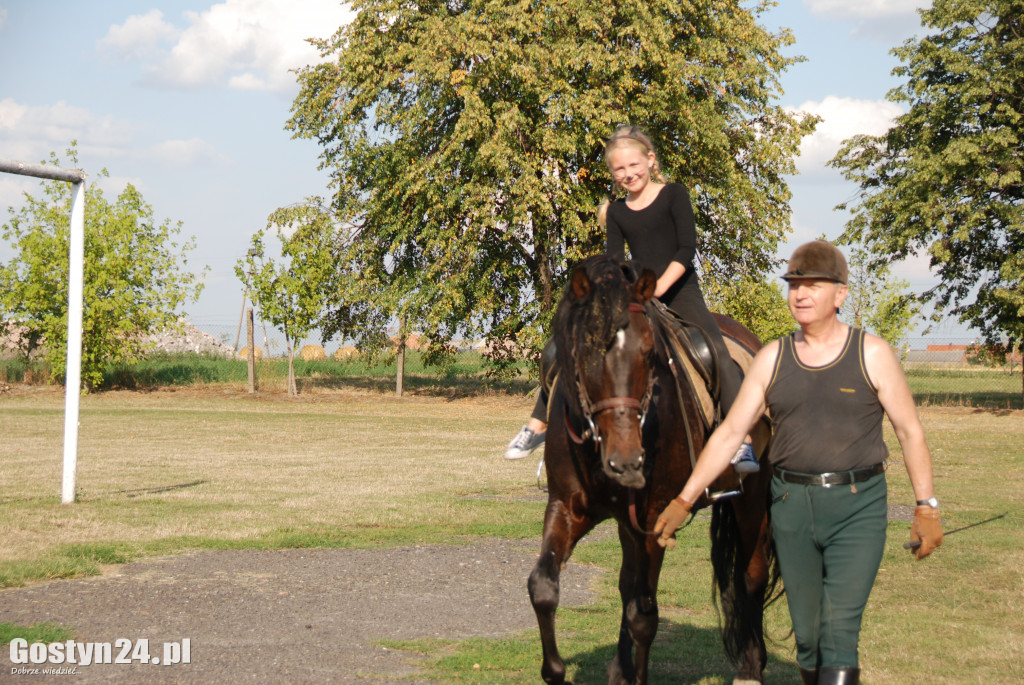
[{"xmin": 662, "ymin": 276, "xmax": 743, "ymax": 414}]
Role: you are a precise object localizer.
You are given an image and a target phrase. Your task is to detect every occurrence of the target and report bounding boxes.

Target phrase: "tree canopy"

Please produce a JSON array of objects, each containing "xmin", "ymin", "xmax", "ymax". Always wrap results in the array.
[
  {"xmin": 832, "ymin": 0, "xmax": 1023, "ymax": 352},
  {"xmin": 0, "ymin": 148, "xmax": 204, "ymax": 389},
  {"xmin": 288, "ymin": 0, "xmax": 814, "ymax": 367},
  {"xmin": 236, "ymin": 200, "xmax": 340, "ymax": 395},
  {"xmin": 702, "ymin": 270, "xmax": 795, "ymax": 344},
  {"xmin": 842, "ymin": 245, "xmax": 920, "ymax": 357}
]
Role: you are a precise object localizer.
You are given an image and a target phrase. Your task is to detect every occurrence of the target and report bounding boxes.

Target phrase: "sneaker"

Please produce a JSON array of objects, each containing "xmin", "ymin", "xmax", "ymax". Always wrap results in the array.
[
  {"xmin": 504, "ymin": 425, "xmax": 545, "ymax": 460},
  {"xmin": 730, "ymin": 441, "xmax": 760, "ymax": 473}
]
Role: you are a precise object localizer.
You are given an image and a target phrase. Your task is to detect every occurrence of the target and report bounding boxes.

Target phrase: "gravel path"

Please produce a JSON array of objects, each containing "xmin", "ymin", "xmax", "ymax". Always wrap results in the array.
[{"xmin": 0, "ymin": 539, "xmax": 603, "ymax": 684}]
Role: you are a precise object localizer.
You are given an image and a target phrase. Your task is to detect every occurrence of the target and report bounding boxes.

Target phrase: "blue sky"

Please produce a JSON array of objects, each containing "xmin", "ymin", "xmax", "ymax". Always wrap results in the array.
[{"xmin": 0, "ymin": 1, "xmax": 974, "ymax": 344}]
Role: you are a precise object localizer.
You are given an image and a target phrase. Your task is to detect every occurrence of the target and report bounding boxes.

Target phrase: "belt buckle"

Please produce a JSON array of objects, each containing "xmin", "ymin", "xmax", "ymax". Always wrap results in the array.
[{"xmin": 819, "ymin": 473, "xmax": 833, "ymax": 488}]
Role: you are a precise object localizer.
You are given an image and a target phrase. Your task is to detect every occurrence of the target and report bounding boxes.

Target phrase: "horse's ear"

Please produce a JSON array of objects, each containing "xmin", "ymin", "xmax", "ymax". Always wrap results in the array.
[
  {"xmin": 635, "ymin": 268, "xmax": 656, "ymax": 302},
  {"xmin": 571, "ymin": 267, "xmax": 592, "ymax": 299}
]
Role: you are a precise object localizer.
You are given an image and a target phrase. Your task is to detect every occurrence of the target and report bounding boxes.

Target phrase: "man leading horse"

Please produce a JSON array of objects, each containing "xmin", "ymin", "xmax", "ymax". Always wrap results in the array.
[{"xmin": 655, "ymin": 239, "xmax": 944, "ymax": 685}]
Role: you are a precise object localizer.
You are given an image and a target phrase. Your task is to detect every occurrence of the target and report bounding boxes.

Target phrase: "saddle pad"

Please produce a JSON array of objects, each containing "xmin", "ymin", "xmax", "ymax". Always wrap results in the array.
[
  {"xmin": 667, "ymin": 331, "xmax": 756, "ymax": 431},
  {"xmin": 664, "ymin": 330, "xmax": 715, "ymax": 430},
  {"xmin": 724, "ymin": 337, "xmax": 756, "ymax": 375}
]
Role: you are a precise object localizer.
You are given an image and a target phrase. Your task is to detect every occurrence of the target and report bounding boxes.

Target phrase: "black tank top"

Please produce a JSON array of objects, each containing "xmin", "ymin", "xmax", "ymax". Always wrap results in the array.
[{"xmin": 765, "ymin": 327, "xmax": 888, "ymax": 473}]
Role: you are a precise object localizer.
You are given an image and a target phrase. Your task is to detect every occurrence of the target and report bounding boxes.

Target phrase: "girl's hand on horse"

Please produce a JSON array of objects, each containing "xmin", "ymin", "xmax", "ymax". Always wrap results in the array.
[{"xmin": 653, "ymin": 495, "xmax": 694, "ymax": 548}]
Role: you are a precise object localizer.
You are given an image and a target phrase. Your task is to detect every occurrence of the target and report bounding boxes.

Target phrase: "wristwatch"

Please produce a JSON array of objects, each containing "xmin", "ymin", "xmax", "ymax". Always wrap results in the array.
[{"xmin": 916, "ymin": 496, "xmax": 939, "ymax": 508}]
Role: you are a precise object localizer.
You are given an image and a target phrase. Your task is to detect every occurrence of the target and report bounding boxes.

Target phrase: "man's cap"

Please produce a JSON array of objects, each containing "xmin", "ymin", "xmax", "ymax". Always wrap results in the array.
[{"xmin": 781, "ymin": 240, "xmax": 848, "ymax": 284}]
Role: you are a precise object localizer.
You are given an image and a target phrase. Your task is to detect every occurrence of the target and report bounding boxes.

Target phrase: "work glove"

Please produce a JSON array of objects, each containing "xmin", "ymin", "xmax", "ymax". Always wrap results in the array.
[
  {"xmin": 653, "ymin": 495, "xmax": 694, "ymax": 549},
  {"xmin": 910, "ymin": 506, "xmax": 944, "ymax": 560}
]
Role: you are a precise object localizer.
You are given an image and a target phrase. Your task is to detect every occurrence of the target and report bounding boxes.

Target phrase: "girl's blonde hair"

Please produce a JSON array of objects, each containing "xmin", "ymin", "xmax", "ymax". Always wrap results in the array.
[{"xmin": 598, "ymin": 125, "xmax": 666, "ymax": 228}]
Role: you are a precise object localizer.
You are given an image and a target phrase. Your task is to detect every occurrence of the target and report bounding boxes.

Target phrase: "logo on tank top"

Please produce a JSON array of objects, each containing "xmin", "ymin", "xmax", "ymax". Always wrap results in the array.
[{"xmin": 840, "ymin": 388, "xmax": 856, "ymax": 393}]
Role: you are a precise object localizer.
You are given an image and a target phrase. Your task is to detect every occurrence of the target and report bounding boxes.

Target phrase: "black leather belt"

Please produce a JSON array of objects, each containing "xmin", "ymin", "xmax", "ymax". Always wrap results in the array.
[{"xmin": 775, "ymin": 462, "xmax": 885, "ymax": 487}]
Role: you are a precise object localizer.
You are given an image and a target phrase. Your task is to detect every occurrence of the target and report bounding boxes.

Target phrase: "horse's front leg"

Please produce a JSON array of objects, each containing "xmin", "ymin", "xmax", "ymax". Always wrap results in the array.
[
  {"xmin": 529, "ymin": 497, "xmax": 592, "ymax": 685},
  {"xmin": 609, "ymin": 523, "xmax": 664, "ymax": 685}
]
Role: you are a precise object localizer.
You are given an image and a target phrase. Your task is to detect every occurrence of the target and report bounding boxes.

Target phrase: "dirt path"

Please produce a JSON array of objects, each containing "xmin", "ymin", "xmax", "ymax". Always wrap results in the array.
[{"xmin": 0, "ymin": 539, "xmax": 602, "ymax": 684}]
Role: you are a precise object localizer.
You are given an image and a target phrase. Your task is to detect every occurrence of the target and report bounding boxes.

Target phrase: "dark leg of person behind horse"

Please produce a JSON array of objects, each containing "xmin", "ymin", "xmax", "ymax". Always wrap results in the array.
[
  {"xmin": 505, "ymin": 340, "xmax": 557, "ymax": 460},
  {"xmin": 663, "ymin": 278, "xmax": 742, "ymax": 413},
  {"xmin": 663, "ymin": 277, "xmax": 758, "ymax": 471}
]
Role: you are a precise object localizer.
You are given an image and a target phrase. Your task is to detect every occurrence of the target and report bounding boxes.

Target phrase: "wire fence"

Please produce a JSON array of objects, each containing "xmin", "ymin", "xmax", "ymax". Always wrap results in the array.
[
  {"xmin": 1, "ymin": 320, "xmax": 1020, "ymax": 407},
  {"xmin": 192, "ymin": 322, "xmax": 1023, "ymax": 405}
]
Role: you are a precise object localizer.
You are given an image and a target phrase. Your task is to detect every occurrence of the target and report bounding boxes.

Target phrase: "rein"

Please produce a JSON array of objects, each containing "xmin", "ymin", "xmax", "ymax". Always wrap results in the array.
[{"xmin": 628, "ymin": 492, "xmax": 657, "ymax": 536}]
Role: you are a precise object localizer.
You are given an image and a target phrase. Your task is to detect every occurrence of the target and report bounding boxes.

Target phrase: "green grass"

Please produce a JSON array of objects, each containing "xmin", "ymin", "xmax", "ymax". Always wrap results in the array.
[
  {"xmin": 0, "ymin": 543, "xmax": 140, "ymax": 588},
  {"xmin": 5, "ymin": 352, "xmax": 1022, "ymax": 408},
  {"xmin": 0, "ymin": 622, "xmax": 73, "ymax": 647},
  {"xmin": 906, "ymin": 366, "xmax": 1023, "ymax": 409},
  {"xmin": 98, "ymin": 351, "xmax": 535, "ymax": 395},
  {"xmin": 0, "ymin": 389, "xmax": 1021, "ymax": 683}
]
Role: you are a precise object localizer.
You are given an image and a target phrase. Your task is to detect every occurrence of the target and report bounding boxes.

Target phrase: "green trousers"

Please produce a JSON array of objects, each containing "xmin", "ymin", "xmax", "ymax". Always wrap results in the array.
[{"xmin": 770, "ymin": 471, "xmax": 887, "ymax": 670}]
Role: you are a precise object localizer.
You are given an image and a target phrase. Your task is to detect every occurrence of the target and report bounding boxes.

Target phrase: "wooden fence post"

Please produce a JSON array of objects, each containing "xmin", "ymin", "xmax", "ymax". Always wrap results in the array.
[{"xmin": 247, "ymin": 307, "xmax": 257, "ymax": 393}]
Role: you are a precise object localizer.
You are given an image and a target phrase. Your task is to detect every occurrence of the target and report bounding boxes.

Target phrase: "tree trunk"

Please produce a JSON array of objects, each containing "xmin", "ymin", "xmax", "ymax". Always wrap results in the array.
[
  {"xmin": 395, "ymin": 317, "xmax": 406, "ymax": 398},
  {"xmin": 535, "ymin": 239, "xmax": 553, "ymax": 313},
  {"xmin": 246, "ymin": 307, "xmax": 256, "ymax": 394},
  {"xmin": 287, "ymin": 336, "xmax": 297, "ymax": 396}
]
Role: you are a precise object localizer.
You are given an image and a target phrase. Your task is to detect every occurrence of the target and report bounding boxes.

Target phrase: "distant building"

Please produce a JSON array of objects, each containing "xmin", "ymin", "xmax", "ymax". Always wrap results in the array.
[{"xmin": 905, "ymin": 345, "xmax": 968, "ymax": 366}]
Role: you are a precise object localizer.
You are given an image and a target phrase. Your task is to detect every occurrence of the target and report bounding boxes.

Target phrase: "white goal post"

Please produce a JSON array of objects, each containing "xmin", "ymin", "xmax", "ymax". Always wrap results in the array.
[{"xmin": 0, "ymin": 159, "xmax": 86, "ymax": 504}]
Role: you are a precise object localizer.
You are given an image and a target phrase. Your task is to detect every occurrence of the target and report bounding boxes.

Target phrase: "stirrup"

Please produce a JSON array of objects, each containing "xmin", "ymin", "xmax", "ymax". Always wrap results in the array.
[{"xmin": 705, "ymin": 480, "xmax": 743, "ymax": 501}]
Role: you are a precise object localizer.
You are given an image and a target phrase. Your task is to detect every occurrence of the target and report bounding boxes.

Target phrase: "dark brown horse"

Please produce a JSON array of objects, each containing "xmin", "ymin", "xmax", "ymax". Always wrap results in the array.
[{"xmin": 528, "ymin": 255, "xmax": 780, "ymax": 684}]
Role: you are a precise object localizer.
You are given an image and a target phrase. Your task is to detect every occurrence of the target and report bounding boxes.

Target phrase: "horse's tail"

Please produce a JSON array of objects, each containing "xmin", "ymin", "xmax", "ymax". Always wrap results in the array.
[{"xmin": 709, "ymin": 496, "xmax": 784, "ymax": 666}]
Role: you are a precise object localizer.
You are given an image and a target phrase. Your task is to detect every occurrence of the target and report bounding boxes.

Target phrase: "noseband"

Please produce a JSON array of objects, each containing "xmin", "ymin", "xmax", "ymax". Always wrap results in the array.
[{"xmin": 567, "ymin": 302, "xmax": 656, "ymax": 446}]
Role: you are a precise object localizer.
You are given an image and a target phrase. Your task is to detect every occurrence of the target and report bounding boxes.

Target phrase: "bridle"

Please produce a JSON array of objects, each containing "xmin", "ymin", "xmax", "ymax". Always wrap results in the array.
[
  {"xmin": 560, "ymin": 299, "xmax": 672, "ymax": 537},
  {"xmin": 566, "ymin": 302, "xmax": 656, "ymax": 447}
]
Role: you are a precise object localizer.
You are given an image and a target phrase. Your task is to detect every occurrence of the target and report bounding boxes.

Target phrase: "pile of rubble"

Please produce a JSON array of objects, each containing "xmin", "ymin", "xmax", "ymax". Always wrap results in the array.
[{"xmin": 144, "ymin": 321, "xmax": 235, "ymax": 356}]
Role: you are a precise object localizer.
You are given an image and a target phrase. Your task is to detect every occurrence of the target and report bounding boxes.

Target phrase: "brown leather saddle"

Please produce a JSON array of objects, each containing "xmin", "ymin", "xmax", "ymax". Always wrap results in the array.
[{"xmin": 645, "ymin": 300, "xmax": 750, "ymax": 500}]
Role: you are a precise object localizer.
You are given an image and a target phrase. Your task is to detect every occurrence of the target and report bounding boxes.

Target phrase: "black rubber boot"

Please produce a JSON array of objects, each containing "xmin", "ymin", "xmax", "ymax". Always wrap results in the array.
[
  {"xmin": 799, "ymin": 667, "xmax": 818, "ymax": 685},
  {"xmin": 818, "ymin": 666, "xmax": 860, "ymax": 685}
]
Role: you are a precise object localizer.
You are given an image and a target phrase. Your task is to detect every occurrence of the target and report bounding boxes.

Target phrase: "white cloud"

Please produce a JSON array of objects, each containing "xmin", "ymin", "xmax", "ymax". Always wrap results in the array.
[
  {"xmin": 0, "ymin": 8, "xmax": 8, "ymax": 32},
  {"xmin": 0, "ymin": 98, "xmax": 137, "ymax": 162},
  {"xmin": 97, "ymin": 9, "xmax": 180, "ymax": 61},
  {"xmin": 101, "ymin": 0, "xmax": 354, "ymax": 93},
  {"xmin": 804, "ymin": 0, "xmax": 929, "ymax": 41},
  {"xmin": 805, "ymin": 0, "xmax": 925, "ymax": 21},
  {"xmin": 0, "ymin": 174, "xmax": 34, "ymax": 218},
  {"xmin": 788, "ymin": 96, "xmax": 904, "ymax": 176},
  {"xmin": 0, "ymin": 98, "xmax": 227, "ymax": 173},
  {"xmin": 147, "ymin": 139, "xmax": 231, "ymax": 168}
]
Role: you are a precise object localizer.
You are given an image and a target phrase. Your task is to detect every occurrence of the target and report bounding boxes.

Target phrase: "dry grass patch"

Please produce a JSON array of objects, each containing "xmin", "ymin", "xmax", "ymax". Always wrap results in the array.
[{"xmin": 0, "ymin": 387, "xmax": 541, "ymax": 563}]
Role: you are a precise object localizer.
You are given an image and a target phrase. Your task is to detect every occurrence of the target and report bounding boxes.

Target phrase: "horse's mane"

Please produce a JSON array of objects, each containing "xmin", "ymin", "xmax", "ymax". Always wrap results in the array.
[{"xmin": 552, "ymin": 255, "xmax": 643, "ymax": 380}]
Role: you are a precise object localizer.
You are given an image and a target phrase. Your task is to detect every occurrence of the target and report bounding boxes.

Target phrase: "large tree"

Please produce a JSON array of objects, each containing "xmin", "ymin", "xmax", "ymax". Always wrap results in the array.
[
  {"xmin": 289, "ymin": 0, "xmax": 814, "ymax": 369},
  {"xmin": 0, "ymin": 148, "xmax": 204, "ymax": 389},
  {"xmin": 832, "ymin": 1, "xmax": 1023, "ymax": 368}
]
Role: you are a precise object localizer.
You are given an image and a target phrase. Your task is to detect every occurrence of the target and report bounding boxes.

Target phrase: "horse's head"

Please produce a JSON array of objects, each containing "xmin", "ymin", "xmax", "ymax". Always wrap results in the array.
[{"xmin": 554, "ymin": 256, "xmax": 658, "ymax": 490}]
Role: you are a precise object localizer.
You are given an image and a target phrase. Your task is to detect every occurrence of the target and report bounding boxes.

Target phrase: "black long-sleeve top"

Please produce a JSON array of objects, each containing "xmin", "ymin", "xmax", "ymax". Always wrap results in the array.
[{"xmin": 605, "ymin": 183, "xmax": 698, "ymax": 277}]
